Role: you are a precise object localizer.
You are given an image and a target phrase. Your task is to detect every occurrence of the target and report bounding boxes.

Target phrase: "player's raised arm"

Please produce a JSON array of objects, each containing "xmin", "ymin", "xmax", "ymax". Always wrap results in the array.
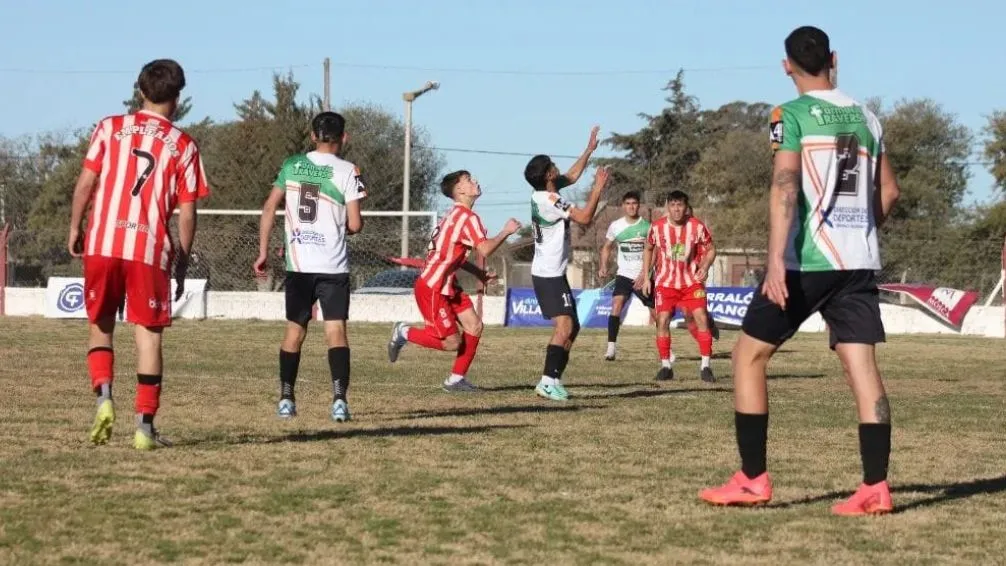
[
  {"xmin": 567, "ymin": 166, "xmax": 609, "ymax": 225},
  {"xmin": 874, "ymin": 152, "xmax": 900, "ymax": 228},
  {"xmin": 599, "ymin": 238, "xmax": 614, "ymax": 279},
  {"xmin": 474, "ymin": 218, "xmax": 522, "ymax": 259},
  {"xmin": 556, "ymin": 126, "xmax": 600, "ymax": 189}
]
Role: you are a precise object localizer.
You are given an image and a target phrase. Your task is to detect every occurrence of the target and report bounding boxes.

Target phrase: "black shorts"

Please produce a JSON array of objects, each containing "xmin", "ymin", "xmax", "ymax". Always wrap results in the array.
[
  {"xmin": 742, "ymin": 269, "xmax": 885, "ymax": 350},
  {"xmin": 532, "ymin": 275, "xmax": 577, "ymax": 320},
  {"xmin": 285, "ymin": 272, "xmax": 350, "ymax": 326},
  {"xmin": 612, "ymin": 275, "xmax": 655, "ymax": 308}
]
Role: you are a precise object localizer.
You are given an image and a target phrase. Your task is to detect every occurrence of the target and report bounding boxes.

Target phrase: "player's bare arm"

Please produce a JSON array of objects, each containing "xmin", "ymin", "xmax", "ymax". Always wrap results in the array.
[
  {"xmin": 873, "ymin": 153, "xmax": 900, "ymax": 227},
  {"xmin": 459, "ymin": 261, "xmax": 498, "ymax": 283},
  {"xmin": 695, "ymin": 241, "xmax": 717, "ymax": 282},
  {"xmin": 764, "ymin": 150, "xmax": 802, "ymax": 309},
  {"xmin": 556, "ymin": 126, "xmax": 600, "ymax": 188},
  {"xmin": 254, "ymin": 187, "xmax": 285, "ymax": 275},
  {"xmin": 67, "ymin": 167, "xmax": 99, "ymax": 257},
  {"xmin": 346, "ymin": 198, "xmax": 363, "ymax": 235},
  {"xmin": 598, "ymin": 239, "xmax": 614, "ymax": 278},
  {"xmin": 637, "ymin": 239, "xmax": 654, "ymax": 296},
  {"xmin": 474, "ymin": 218, "xmax": 522, "ymax": 259},
  {"xmin": 567, "ymin": 166, "xmax": 610, "ymax": 225}
]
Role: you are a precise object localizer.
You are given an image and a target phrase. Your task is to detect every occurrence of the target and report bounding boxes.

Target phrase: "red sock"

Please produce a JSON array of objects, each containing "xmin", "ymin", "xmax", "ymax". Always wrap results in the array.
[
  {"xmin": 135, "ymin": 374, "xmax": 162, "ymax": 416},
  {"xmin": 451, "ymin": 332, "xmax": 481, "ymax": 376},
  {"xmin": 687, "ymin": 320, "xmax": 700, "ymax": 342},
  {"xmin": 87, "ymin": 347, "xmax": 114, "ymax": 391},
  {"xmin": 408, "ymin": 327, "xmax": 447, "ymax": 350},
  {"xmin": 697, "ymin": 330, "xmax": 713, "ymax": 357},
  {"xmin": 656, "ymin": 335, "xmax": 671, "ymax": 361}
]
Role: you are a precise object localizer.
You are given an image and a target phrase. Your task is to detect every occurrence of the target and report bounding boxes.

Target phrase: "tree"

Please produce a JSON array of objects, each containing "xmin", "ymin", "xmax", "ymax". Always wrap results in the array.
[{"xmin": 984, "ymin": 110, "xmax": 1006, "ymax": 193}]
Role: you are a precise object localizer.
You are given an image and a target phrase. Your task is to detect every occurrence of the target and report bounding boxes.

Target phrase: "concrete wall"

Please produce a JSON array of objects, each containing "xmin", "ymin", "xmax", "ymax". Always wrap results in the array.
[{"xmin": 4, "ymin": 287, "xmax": 1003, "ymax": 338}]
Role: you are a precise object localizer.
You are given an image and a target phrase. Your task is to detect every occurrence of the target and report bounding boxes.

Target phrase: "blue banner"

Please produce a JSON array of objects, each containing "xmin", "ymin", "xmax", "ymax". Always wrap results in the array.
[{"xmin": 504, "ymin": 286, "xmax": 757, "ymax": 328}]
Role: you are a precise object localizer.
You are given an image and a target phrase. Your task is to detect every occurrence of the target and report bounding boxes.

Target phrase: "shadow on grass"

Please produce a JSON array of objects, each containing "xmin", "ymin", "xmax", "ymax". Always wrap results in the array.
[
  {"xmin": 767, "ymin": 373, "xmax": 826, "ymax": 380},
  {"xmin": 479, "ymin": 382, "xmax": 651, "ymax": 393},
  {"xmin": 767, "ymin": 475, "xmax": 1006, "ymax": 512},
  {"xmin": 183, "ymin": 424, "xmax": 531, "ymax": 446},
  {"xmin": 403, "ymin": 404, "xmax": 607, "ymax": 420},
  {"xmin": 584, "ymin": 386, "xmax": 732, "ymax": 400}
]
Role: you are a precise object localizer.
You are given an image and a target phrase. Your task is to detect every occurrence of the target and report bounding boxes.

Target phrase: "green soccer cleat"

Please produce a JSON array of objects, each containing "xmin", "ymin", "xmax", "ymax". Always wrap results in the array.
[
  {"xmin": 89, "ymin": 399, "xmax": 115, "ymax": 445},
  {"xmin": 535, "ymin": 382, "xmax": 569, "ymax": 401}
]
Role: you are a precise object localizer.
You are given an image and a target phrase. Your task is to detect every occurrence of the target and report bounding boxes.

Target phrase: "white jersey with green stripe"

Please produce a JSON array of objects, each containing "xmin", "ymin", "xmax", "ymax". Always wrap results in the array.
[
  {"xmin": 605, "ymin": 216, "xmax": 650, "ymax": 279},
  {"xmin": 530, "ymin": 190, "xmax": 573, "ymax": 277},
  {"xmin": 273, "ymin": 151, "xmax": 366, "ymax": 274},
  {"xmin": 770, "ymin": 89, "xmax": 884, "ymax": 271}
]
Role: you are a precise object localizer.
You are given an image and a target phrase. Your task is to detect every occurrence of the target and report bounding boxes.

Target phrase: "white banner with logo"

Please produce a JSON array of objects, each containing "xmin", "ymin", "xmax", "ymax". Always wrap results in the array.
[{"xmin": 44, "ymin": 277, "xmax": 207, "ymax": 320}]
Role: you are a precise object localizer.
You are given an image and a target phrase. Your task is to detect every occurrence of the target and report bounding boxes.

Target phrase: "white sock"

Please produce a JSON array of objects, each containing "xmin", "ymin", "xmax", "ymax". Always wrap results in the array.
[
  {"xmin": 446, "ymin": 373, "xmax": 465, "ymax": 385},
  {"xmin": 701, "ymin": 356, "xmax": 711, "ymax": 369},
  {"xmin": 540, "ymin": 376, "xmax": 556, "ymax": 387},
  {"xmin": 606, "ymin": 342, "xmax": 616, "ymax": 356},
  {"xmin": 661, "ymin": 359, "xmax": 672, "ymax": 369}
]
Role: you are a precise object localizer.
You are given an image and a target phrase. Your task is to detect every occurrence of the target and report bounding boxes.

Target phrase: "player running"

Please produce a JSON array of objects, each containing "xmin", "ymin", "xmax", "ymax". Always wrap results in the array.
[
  {"xmin": 699, "ymin": 26, "xmax": 901, "ymax": 516},
  {"xmin": 254, "ymin": 111, "xmax": 366, "ymax": 422},
  {"xmin": 638, "ymin": 191, "xmax": 717, "ymax": 383},
  {"xmin": 68, "ymin": 59, "xmax": 209, "ymax": 450},
  {"xmin": 387, "ymin": 170, "xmax": 521, "ymax": 391},
  {"xmin": 524, "ymin": 126, "xmax": 610, "ymax": 402},
  {"xmin": 598, "ymin": 190, "xmax": 654, "ymax": 361}
]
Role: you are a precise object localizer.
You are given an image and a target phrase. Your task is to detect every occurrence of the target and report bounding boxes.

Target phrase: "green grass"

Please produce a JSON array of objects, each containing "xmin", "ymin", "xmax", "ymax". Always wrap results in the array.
[{"xmin": 1, "ymin": 317, "xmax": 1004, "ymax": 565}]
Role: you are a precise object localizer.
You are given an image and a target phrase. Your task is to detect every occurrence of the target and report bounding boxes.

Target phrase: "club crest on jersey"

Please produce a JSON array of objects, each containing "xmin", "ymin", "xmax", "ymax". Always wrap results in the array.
[{"xmin": 669, "ymin": 243, "xmax": 686, "ymax": 260}]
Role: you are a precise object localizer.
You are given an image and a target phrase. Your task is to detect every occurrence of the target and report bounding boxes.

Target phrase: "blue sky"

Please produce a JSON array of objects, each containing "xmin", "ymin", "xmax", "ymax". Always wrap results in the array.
[{"xmin": 1, "ymin": 0, "xmax": 1003, "ymax": 234}]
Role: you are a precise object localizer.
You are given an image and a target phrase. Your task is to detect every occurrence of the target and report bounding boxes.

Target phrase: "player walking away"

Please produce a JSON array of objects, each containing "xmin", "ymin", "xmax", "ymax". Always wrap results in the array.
[
  {"xmin": 638, "ymin": 191, "xmax": 717, "ymax": 383},
  {"xmin": 68, "ymin": 59, "xmax": 209, "ymax": 450},
  {"xmin": 254, "ymin": 111, "xmax": 365, "ymax": 422},
  {"xmin": 699, "ymin": 26, "xmax": 901, "ymax": 516},
  {"xmin": 524, "ymin": 127, "xmax": 610, "ymax": 402},
  {"xmin": 387, "ymin": 171, "xmax": 521, "ymax": 391},
  {"xmin": 598, "ymin": 190, "xmax": 654, "ymax": 361}
]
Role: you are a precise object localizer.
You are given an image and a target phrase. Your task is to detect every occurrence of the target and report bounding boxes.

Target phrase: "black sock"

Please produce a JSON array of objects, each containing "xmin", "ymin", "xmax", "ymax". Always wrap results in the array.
[
  {"xmin": 607, "ymin": 315, "xmax": 620, "ymax": 343},
  {"xmin": 556, "ymin": 348, "xmax": 571, "ymax": 379},
  {"xmin": 329, "ymin": 347, "xmax": 350, "ymax": 403},
  {"xmin": 543, "ymin": 345, "xmax": 564, "ymax": 379},
  {"xmin": 279, "ymin": 350, "xmax": 301, "ymax": 401},
  {"xmin": 735, "ymin": 411, "xmax": 769, "ymax": 478},
  {"xmin": 859, "ymin": 423, "xmax": 892, "ymax": 485}
]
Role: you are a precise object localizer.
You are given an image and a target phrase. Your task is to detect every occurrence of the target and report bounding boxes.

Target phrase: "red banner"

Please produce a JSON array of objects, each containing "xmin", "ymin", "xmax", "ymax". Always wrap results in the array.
[{"xmin": 879, "ymin": 284, "xmax": 979, "ymax": 328}]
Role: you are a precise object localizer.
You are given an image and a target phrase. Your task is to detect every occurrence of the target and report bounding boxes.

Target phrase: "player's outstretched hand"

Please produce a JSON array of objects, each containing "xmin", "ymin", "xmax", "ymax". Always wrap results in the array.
[
  {"xmin": 762, "ymin": 262, "xmax": 788, "ymax": 310},
  {"xmin": 67, "ymin": 227, "xmax": 83, "ymax": 258},
  {"xmin": 253, "ymin": 253, "xmax": 269, "ymax": 277},
  {"xmin": 640, "ymin": 278, "xmax": 652, "ymax": 297},
  {"xmin": 503, "ymin": 218, "xmax": 522, "ymax": 235},
  {"xmin": 598, "ymin": 265, "xmax": 608, "ymax": 279},
  {"xmin": 592, "ymin": 166, "xmax": 610, "ymax": 192},
  {"xmin": 587, "ymin": 125, "xmax": 600, "ymax": 152}
]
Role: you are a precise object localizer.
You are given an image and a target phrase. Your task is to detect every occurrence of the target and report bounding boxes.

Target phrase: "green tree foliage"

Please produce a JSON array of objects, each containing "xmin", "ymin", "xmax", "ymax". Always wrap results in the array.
[{"xmin": 984, "ymin": 110, "xmax": 1006, "ymax": 193}]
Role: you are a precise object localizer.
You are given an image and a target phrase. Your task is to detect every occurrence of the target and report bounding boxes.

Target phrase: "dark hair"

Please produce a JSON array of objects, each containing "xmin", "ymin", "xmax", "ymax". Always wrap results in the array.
[
  {"xmin": 440, "ymin": 170, "xmax": 470, "ymax": 199},
  {"xmin": 622, "ymin": 190, "xmax": 641, "ymax": 203},
  {"xmin": 785, "ymin": 26, "xmax": 832, "ymax": 77},
  {"xmin": 664, "ymin": 190, "xmax": 689, "ymax": 206},
  {"xmin": 311, "ymin": 112, "xmax": 346, "ymax": 143},
  {"xmin": 524, "ymin": 155, "xmax": 552, "ymax": 191},
  {"xmin": 137, "ymin": 59, "xmax": 186, "ymax": 104}
]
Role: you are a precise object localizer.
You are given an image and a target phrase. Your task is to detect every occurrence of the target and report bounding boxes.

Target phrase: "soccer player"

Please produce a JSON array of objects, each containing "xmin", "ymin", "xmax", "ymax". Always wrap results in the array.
[
  {"xmin": 253, "ymin": 111, "xmax": 366, "ymax": 422},
  {"xmin": 387, "ymin": 171, "xmax": 521, "ymax": 391},
  {"xmin": 68, "ymin": 59, "xmax": 209, "ymax": 450},
  {"xmin": 699, "ymin": 26, "xmax": 901, "ymax": 516},
  {"xmin": 598, "ymin": 190, "xmax": 654, "ymax": 361},
  {"xmin": 638, "ymin": 191, "xmax": 717, "ymax": 383},
  {"xmin": 524, "ymin": 126, "xmax": 610, "ymax": 402}
]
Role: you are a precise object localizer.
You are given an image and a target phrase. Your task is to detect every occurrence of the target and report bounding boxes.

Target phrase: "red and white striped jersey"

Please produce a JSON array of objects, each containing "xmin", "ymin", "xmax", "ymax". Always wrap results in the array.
[
  {"xmin": 648, "ymin": 216, "xmax": 712, "ymax": 289},
  {"xmin": 82, "ymin": 110, "xmax": 209, "ymax": 271},
  {"xmin": 420, "ymin": 204, "xmax": 488, "ymax": 295}
]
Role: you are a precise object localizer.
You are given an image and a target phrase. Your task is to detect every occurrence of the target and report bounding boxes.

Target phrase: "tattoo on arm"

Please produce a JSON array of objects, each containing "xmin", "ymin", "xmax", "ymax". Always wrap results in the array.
[
  {"xmin": 773, "ymin": 169, "xmax": 801, "ymax": 213},
  {"xmin": 873, "ymin": 395, "xmax": 891, "ymax": 424}
]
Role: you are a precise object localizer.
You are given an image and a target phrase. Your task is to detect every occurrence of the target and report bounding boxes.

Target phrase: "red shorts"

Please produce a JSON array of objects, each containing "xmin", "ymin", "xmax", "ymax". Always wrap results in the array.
[
  {"xmin": 414, "ymin": 279, "xmax": 473, "ymax": 339},
  {"xmin": 84, "ymin": 256, "xmax": 171, "ymax": 328},
  {"xmin": 654, "ymin": 284, "xmax": 707, "ymax": 314}
]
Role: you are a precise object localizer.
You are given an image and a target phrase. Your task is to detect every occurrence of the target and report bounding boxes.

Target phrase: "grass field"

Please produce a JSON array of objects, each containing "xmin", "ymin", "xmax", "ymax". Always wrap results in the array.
[{"xmin": 1, "ymin": 317, "xmax": 1004, "ymax": 565}]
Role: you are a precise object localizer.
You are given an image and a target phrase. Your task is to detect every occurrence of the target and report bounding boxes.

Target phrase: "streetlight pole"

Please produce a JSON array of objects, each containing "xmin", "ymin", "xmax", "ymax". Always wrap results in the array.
[{"xmin": 401, "ymin": 80, "xmax": 439, "ymax": 262}]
